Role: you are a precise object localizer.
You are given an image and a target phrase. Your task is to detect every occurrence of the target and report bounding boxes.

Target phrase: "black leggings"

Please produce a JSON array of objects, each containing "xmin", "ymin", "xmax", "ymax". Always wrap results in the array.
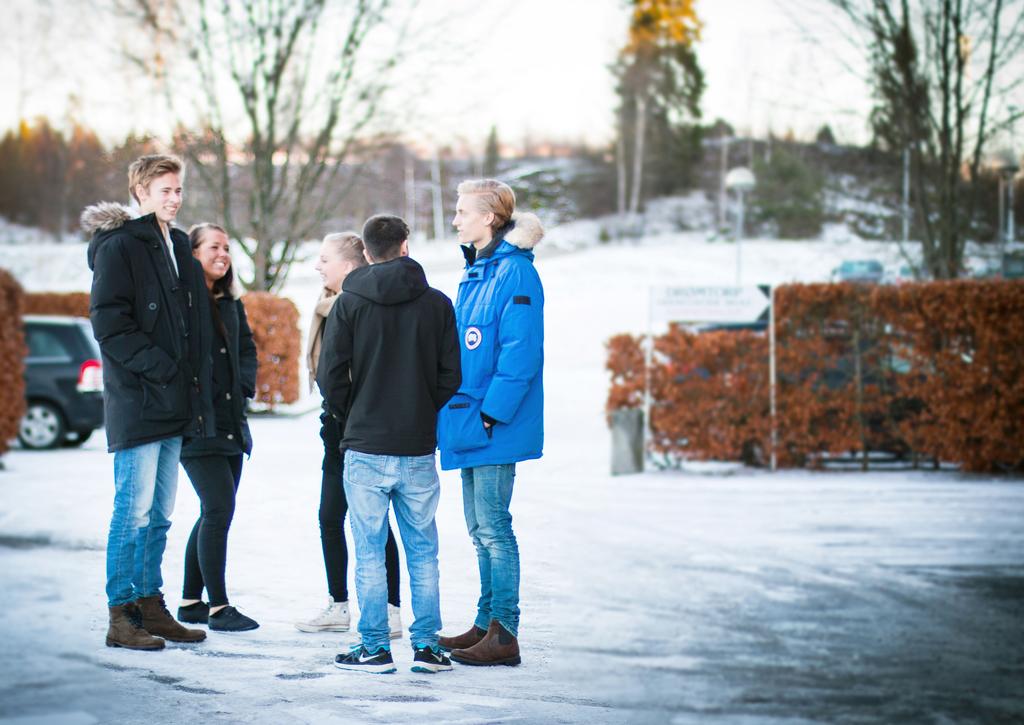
[
  {"xmin": 320, "ymin": 465, "xmax": 401, "ymax": 606},
  {"xmin": 182, "ymin": 454, "xmax": 243, "ymax": 607}
]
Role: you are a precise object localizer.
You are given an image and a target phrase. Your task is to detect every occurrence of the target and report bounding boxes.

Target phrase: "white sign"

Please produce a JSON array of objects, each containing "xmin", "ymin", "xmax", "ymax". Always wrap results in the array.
[{"xmin": 650, "ymin": 285, "xmax": 771, "ymax": 324}]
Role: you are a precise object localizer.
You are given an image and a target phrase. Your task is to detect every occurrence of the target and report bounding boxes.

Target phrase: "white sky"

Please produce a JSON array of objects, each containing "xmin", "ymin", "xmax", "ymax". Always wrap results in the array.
[{"xmin": 1, "ymin": 0, "xmax": 882, "ymax": 150}]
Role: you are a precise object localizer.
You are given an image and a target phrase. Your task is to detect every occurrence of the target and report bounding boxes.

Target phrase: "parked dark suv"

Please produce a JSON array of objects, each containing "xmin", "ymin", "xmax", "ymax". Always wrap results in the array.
[{"xmin": 20, "ymin": 315, "xmax": 104, "ymax": 449}]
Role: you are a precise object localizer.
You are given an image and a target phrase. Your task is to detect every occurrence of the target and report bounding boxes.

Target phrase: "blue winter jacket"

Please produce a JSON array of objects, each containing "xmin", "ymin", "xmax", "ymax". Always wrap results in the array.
[{"xmin": 438, "ymin": 212, "xmax": 545, "ymax": 470}]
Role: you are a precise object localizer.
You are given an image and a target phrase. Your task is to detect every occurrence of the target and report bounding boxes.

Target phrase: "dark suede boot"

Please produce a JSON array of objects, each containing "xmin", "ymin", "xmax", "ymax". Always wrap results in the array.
[
  {"xmin": 106, "ymin": 604, "xmax": 165, "ymax": 650},
  {"xmin": 136, "ymin": 594, "xmax": 207, "ymax": 643},
  {"xmin": 438, "ymin": 624, "xmax": 487, "ymax": 652},
  {"xmin": 450, "ymin": 620, "xmax": 520, "ymax": 666}
]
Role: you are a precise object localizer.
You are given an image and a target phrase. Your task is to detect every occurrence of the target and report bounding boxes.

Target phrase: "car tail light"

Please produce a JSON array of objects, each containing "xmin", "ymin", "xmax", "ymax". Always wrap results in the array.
[{"xmin": 77, "ymin": 359, "xmax": 103, "ymax": 392}]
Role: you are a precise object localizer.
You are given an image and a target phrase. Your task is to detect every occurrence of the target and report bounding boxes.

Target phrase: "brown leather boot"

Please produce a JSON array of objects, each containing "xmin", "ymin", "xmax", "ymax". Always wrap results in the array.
[
  {"xmin": 106, "ymin": 604, "xmax": 165, "ymax": 650},
  {"xmin": 438, "ymin": 624, "xmax": 487, "ymax": 652},
  {"xmin": 450, "ymin": 620, "xmax": 520, "ymax": 666},
  {"xmin": 136, "ymin": 595, "xmax": 206, "ymax": 643}
]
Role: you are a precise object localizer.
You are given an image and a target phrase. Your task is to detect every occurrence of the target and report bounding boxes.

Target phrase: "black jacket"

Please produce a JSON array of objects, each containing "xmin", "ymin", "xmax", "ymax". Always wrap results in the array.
[
  {"xmin": 317, "ymin": 256, "xmax": 461, "ymax": 456},
  {"xmin": 182, "ymin": 296, "xmax": 257, "ymax": 458},
  {"xmin": 84, "ymin": 203, "xmax": 215, "ymax": 451}
]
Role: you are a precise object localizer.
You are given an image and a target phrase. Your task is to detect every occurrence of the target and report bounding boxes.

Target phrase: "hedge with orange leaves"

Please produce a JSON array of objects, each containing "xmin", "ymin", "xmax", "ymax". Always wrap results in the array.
[
  {"xmin": 23, "ymin": 292, "xmax": 90, "ymax": 317},
  {"xmin": 240, "ymin": 292, "xmax": 301, "ymax": 408},
  {"xmin": 607, "ymin": 281, "xmax": 1024, "ymax": 472},
  {"xmin": 0, "ymin": 270, "xmax": 26, "ymax": 457}
]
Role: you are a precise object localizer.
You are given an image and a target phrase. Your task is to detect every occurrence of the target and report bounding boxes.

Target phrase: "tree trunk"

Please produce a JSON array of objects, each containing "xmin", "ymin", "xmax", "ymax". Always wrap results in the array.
[
  {"xmin": 628, "ymin": 93, "xmax": 647, "ymax": 215},
  {"xmin": 616, "ymin": 131, "xmax": 627, "ymax": 217}
]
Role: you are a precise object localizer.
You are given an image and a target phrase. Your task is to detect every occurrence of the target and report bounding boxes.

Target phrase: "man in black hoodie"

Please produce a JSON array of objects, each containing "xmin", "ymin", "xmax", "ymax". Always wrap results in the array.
[
  {"xmin": 318, "ymin": 215, "xmax": 460, "ymax": 674},
  {"xmin": 83, "ymin": 155, "xmax": 212, "ymax": 651}
]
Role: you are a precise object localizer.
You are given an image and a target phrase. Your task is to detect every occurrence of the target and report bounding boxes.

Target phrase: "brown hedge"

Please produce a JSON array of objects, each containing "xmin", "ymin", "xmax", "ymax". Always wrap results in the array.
[
  {"xmin": 23, "ymin": 292, "xmax": 90, "ymax": 317},
  {"xmin": 240, "ymin": 292, "xmax": 300, "ymax": 408},
  {"xmin": 0, "ymin": 269, "xmax": 26, "ymax": 457},
  {"xmin": 607, "ymin": 280, "xmax": 1024, "ymax": 473}
]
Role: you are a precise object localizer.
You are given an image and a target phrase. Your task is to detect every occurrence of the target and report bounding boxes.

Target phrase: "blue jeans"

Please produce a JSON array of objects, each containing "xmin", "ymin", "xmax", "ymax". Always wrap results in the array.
[
  {"xmin": 105, "ymin": 437, "xmax": 182, "ymax": 606},
  {"xmin": 343, "ymin": 449, "xmax": 442, "ymax": 651},
  {"xmin": 461, "ymin": 464, "xmax": 520, "ymax": 636}
]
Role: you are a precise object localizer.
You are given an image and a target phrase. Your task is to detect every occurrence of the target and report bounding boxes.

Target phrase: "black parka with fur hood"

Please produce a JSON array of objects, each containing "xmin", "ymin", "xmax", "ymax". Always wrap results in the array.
[{"xmin": 83, "ymin": 202, "xmax": 215, "ymax": 451}]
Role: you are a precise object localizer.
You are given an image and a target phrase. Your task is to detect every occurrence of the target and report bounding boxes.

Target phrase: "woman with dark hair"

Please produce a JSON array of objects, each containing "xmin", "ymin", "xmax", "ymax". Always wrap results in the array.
[
  {"xmin": 294, "ymin": 232, "xmax": 403, "ymax": 638},
  {"xmin": 175, "ymin": 223, "xmax": 260, "ymax": 632}
]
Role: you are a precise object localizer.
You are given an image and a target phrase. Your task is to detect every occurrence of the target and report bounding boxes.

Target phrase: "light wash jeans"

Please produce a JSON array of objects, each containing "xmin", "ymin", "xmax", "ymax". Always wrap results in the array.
[
  {"xmin": 462, "ymin": 464, "xmax": 520, "ymax": 636},
  {"xmin": 105, "ymin": 437, "xmax": 182, "ymax": 606},
  {"xmin": 343, "ymin": 449, "xmax": 442, "ymax": 651}
]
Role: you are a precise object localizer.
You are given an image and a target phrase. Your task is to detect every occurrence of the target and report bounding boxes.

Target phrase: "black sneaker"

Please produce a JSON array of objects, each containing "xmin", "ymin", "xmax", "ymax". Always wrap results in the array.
[
  {"xmin": 208, "ymin": 605, "xmax": 259, "ymax": 632},
  {"xmin": 334, "ymin": 645, "xmax": 397, "ymax": 674},
  {"xmin": 411, "ymin": 645, "xmax": 453, "ymax": 674},
  {"xmin": 177, "ymin": 601, "xmax": 210, "ymax": 624}
]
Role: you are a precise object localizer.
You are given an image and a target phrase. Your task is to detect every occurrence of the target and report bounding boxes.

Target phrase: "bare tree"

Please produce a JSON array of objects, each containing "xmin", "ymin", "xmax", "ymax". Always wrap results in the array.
[
  {"xmin": 116, "ymin": 0, "xmax": 416, "ymax": 291},
  {"xmin": 829, "ymin": 0, "xmax": 1024, "ymax": 278}
]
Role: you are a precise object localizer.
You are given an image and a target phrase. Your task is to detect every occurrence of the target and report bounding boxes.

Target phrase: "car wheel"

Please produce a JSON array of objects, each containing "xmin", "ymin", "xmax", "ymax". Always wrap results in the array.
[
  {"xmin": 62, "ymin": 429, "xmax": 94, "ymax": 447},
  {"xmin": 18, "ymin": 401, "xmax": 66, "ymax": 450}
]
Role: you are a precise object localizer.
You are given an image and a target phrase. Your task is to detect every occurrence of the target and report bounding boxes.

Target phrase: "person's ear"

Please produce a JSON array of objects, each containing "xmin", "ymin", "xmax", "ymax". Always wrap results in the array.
[
  {"xmin": 363, "ymin": 248, "xmax": 374, "ymax": 264},
  {"xmin": 134, "ymin": 184, "xmax": 147, "ymax": 203},
  {"xmin": 400, "ymin": 240, "xmax": 409, "ymax": 257}
]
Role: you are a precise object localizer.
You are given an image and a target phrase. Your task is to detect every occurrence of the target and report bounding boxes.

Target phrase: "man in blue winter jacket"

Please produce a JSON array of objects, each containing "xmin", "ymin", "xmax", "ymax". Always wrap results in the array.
[{"xmin": 437, "ymin": 179, "xmax": 545, "ymax": 666}]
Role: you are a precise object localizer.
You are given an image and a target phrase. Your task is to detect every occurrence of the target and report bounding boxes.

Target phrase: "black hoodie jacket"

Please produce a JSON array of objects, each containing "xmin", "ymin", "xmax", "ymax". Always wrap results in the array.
[
  {"xmin": 317, "ymin": 256, "xmax": 461, "ymax": 456},
  {"xmin": 83, "ymin": 202, "xmax": 215, "ymax": 451}
]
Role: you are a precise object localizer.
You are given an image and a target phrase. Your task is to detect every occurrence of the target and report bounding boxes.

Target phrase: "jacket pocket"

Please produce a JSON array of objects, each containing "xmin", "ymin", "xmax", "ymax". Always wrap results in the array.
[
  {"xmin": 140, "ymin": 369, "xmax": 189, "ymax": 422},
  {"xmin": 439, "ymin": 392, "xmax": 490, "ymax": 454}
]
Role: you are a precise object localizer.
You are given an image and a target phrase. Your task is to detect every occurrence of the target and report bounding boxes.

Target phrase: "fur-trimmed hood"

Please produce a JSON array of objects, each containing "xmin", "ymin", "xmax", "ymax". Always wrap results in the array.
[
  {"xmin": 83, "ymin": 202, "xmax": 135, "ymax": 271},
  {"xmin": 81, "ymin": 202, "xmax": 133, "ymax": 237},
  {"xmin": 505, "ymin": 212, "xmax": 544, "ymax": 250}
]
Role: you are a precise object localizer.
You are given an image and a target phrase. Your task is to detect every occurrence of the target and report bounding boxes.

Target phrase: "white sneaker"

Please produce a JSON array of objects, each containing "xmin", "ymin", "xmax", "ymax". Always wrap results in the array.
[
  {"xmin": 355, "ymin": 604, "xmax": 404, "ymax": 641},
  {"xmin": 295, "ymin": 599, "xmax": 350, "ymax": 633},
  {"xmin": 388, "ymin": 604, "xmax": 403, "ymax": 640}
]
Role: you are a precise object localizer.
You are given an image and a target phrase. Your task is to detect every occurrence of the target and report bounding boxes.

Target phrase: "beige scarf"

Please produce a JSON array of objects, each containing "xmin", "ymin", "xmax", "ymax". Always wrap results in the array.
[{"xmin": 307, "ymin": 288, "xmax": 340, "ymax": 392}]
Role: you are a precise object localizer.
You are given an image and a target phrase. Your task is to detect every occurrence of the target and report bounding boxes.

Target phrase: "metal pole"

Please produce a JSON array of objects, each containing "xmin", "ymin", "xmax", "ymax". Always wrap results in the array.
[
  {"xmin": 642, "ymin": 287, "xmax": 654, "ymax": 471},
  {"xmin": 1010, "ymin": 173, "xmax": 1017, "ymax": 244},
  {"xmin": 735, "ymin": 191, "xmax": 744, "ymax": 285},
  {"xmin": 431, "ymin": 154, "xmax": 445, "ymax": 241},
  {"xmin": 999, "ymin": 175, "xmax": 1007, "ymax": 274},
  {"xmin": 769, "ymin": 286, "xmax": 778, "ymax": 472},
  {"xmin": 405, "ymin": 153, "xmax": 416, "ymax": 233},
  {"xmin": 718, "ymin": 138, "xmax": 730, "ymax": 231},
  {"xmin": 902, "ymin": 147, "xmax": 910, "ymax": 243}
]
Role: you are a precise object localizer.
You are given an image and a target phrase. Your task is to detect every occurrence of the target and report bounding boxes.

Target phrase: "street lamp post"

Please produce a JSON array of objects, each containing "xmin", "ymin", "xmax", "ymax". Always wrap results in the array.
[
  {"xmin": 995, "ymin": 148, "xmax": 1019, "ymax": 275},
  {"xmin": 725, "ymin": 167, "xmax": 756, "ymax": 285}
]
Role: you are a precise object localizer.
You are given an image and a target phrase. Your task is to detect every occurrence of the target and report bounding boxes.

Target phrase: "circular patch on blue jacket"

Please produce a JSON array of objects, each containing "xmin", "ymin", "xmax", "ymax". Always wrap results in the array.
[{"xmin": 465, "ymin": 326, "xmax": 482, "ymax": 350}]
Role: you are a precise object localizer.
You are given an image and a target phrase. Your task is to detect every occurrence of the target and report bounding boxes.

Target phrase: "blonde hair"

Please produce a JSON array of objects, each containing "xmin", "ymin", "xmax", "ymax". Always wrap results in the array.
[
  {"xmin": 457, "ymin": 179, "xmax": 516, "ymax": 232},
  {"xmin": 128, "ymin": 154, "xmax": 184, "ymax": 202},
  {"xmin": 323, "ymin": 231, "xmax": 368, "ymax": 268}
]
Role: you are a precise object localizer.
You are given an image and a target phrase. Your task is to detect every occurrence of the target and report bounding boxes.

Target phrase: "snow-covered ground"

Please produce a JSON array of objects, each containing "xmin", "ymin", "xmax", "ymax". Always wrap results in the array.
[{"xmin": 1, "ymin": 228, "xmax": 1023, "ymax": 723}]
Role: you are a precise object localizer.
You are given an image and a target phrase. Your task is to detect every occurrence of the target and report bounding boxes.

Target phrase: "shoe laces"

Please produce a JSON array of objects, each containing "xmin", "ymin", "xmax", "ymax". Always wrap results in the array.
[
  {"xmin": 320, "ymin": 600, "xmax": 345, "ymax": 617},
  {"xmin": 126, "ymin": 606, "xmax": 145, "ymax": 630}
]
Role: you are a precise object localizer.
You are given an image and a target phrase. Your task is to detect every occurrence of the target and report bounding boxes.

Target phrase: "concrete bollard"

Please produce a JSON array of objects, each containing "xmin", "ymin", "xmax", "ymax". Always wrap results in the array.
[{"xmin": 610, "ymin": 408, "xmax": 644, "ymax": 475}]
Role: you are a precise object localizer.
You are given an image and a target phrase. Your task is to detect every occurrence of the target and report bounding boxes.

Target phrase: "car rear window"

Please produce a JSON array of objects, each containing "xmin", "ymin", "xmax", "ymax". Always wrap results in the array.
[{"xmin": 25, "ymin": 325, "xmax": 74, "ymax": 360}]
